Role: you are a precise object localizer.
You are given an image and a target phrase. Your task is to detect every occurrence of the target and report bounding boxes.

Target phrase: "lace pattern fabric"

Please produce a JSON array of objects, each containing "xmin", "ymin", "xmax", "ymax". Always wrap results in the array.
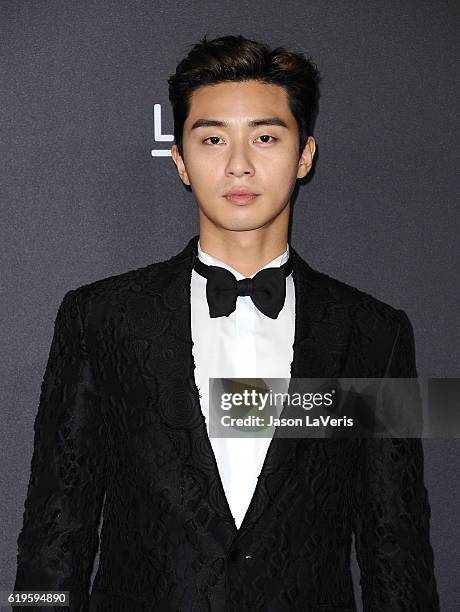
[{"xmin": 13, "ymin": 235, "xmax": 440, "ymax": 611}]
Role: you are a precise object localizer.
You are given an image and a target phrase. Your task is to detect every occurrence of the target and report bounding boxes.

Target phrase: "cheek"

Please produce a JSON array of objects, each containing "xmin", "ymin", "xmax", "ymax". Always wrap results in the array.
[
  {"xmin": 185, "ymin": 159, "xmax": 215, "ymax": 189},
  {"xmin": 263, "ymin": 158, "xmax": 297, "ymax": 189}
]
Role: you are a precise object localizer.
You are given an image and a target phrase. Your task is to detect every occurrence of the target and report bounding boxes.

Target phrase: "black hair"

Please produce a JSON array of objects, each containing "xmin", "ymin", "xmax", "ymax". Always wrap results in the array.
[{"xmin": 168, "ymin": 34, "xmax": 321, "ymax": 159}]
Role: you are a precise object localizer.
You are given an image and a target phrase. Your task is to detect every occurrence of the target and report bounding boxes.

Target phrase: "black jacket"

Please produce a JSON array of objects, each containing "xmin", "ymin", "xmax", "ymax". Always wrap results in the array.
[{"xmin": 14, "ymin": 234, "xmax": 439, "ymax": 611}]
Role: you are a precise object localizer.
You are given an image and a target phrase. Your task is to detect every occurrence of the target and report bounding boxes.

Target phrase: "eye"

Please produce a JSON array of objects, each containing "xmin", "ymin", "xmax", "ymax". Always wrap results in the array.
[
  {"xmin": 257, "ymin": 135, "xmax": 277, "ymax": 143},
  {"xmin": 203, "ymin": 136, "xmax": 224, "ymax": 145},
  {"xmin": 202, "ymin": 134, "xmax": 278, "ymax": 146}
]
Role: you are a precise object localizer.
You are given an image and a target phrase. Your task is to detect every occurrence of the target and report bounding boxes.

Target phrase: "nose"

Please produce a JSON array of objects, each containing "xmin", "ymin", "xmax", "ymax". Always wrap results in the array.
[{"xmin": 225, "ymin": 144, "xmax": 255, "ymax": 178}]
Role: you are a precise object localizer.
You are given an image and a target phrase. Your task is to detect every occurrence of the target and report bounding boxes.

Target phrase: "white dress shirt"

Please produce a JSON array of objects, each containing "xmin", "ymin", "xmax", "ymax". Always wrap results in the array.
[{"xmin": 190, "ymin": 239, "xmax": 295, "ymax": 529}]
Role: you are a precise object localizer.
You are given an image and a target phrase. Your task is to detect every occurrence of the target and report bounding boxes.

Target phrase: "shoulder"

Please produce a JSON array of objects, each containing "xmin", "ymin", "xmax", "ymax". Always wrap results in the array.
[
  {"xmin": 58, "ymin": 250, "xmax": 183, "ymax": 322},
  {"xmin": 300, "ymin": 259, "xmax": 412, "ymax": 336},
  {"xmin": 303, "ymin": 264, "xmax": 416, "ymax": 374}
]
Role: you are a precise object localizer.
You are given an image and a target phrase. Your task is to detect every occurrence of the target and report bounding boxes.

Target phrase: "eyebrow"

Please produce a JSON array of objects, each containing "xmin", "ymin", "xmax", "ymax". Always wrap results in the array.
[{"xmin": 190, "ymin": 117, "xmax": 289, "ymax": 130}]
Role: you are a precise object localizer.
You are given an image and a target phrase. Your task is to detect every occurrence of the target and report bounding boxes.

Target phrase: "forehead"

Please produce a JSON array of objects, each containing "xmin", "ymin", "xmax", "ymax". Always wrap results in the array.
[{"xmin": 185, "ymin": 80, "xmax": 294, "ymax": 126}]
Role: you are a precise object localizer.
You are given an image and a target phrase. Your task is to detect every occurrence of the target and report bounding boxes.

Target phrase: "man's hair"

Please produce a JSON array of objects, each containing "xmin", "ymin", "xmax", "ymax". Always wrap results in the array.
[{"xmin": 168, "ymin": 34, "xmax": 321, "ymax": 159}]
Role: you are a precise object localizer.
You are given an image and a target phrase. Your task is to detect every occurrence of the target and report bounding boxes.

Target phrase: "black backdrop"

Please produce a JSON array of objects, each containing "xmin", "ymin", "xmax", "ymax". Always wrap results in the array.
[{"xmin": 1, "ymin": 1, "xmax": 459, "ymax": 609}]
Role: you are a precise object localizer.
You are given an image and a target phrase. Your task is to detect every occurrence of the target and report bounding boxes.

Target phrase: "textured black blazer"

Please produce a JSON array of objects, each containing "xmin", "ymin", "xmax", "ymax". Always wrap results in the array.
[{"xmin": 14, "ymin": 235, "xmax": 439, "ymax": 611}]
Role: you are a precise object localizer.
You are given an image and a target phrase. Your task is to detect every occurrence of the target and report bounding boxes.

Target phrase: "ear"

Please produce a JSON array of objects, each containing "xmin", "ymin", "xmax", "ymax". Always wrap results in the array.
[
  {"xmin": 296, "ymin": 136, "xmax": 316, "ymax": 179},
  {"xmin": 171, "ymin": 144, "xmax": 191, "ymax": 186}
]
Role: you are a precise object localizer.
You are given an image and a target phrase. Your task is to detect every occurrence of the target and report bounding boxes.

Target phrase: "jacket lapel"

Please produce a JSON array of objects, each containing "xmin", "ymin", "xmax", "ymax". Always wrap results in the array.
[
  {"xmin": 128, "ymin": 235, "xmax": 352, "ymax": 548},
  {"xmin": 235, "ymin": 238, "xmax": 350, "ymax": 537}
]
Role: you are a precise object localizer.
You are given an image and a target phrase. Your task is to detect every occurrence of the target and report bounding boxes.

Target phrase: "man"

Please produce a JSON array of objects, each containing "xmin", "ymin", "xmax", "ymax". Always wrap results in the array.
[{"xmin": 14, "ymin": 35, "xmax": 439, "ymax": 611}]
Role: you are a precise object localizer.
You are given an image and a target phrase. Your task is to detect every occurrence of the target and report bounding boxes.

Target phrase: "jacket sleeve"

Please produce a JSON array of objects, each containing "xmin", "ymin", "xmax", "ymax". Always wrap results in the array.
[
  {"xmin": 351, "ymin": 309, "xmax": 440, "ymax": 611},
  {"xmin": 13, "ymin": 289, "xmax": 107, "ymax": 612}
]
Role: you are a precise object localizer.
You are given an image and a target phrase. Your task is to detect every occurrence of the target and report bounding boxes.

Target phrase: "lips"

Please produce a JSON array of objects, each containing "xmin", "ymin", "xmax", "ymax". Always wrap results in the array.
[
  {"xmin": 223, "ymin": 188, "xmax": 260, "ymax": 204},
  {"xmin": 224, "ymin": 193, "xmax": 259, "ymax": 204}
]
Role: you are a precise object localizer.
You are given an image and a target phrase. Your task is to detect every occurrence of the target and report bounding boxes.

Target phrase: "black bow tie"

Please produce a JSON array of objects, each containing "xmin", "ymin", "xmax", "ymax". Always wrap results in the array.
[{"xmin": 193, "ymin": 254, "xmax": 293, "ymax": 319}]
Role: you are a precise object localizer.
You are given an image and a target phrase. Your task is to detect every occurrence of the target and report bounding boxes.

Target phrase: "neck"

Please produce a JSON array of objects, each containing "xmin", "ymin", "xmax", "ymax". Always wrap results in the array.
[{"xmin": 198, "ymin": 220, "xmax": 289, "ymax": 278}]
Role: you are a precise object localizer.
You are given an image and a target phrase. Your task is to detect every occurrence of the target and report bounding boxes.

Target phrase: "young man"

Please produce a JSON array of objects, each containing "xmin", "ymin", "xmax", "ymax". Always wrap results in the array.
[{"xmin": 14, "ymin": 35, "xmax": 439, "ymax": 611}]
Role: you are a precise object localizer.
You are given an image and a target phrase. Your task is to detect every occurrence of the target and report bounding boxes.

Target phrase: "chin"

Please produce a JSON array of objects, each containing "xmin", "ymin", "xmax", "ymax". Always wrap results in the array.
[
  {"xmin": 216, "ymin": 220, "xmax": 274, "ymax": 233},
  {"xmin": 200, "ymin": 205, "xmax": 278, "ymax": 232}
]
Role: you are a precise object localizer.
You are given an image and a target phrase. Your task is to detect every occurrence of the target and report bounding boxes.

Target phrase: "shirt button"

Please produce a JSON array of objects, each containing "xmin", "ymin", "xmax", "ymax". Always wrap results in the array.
[{"xmin": 229, "ymin": 549, "xmax": 252, "ymax": 563}]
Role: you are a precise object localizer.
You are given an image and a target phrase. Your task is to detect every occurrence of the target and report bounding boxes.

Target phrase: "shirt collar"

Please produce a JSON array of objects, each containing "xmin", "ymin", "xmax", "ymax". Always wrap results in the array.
[{"xmin": 197, "ymin": 239, "xmax": 290, "ymax": 280}]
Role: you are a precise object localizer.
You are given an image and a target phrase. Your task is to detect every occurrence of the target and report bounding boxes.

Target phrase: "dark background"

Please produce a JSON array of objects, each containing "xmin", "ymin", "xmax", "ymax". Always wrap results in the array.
[{"xmin": 1, "ymin": 0, "xmax": 459, "ymax": 609}]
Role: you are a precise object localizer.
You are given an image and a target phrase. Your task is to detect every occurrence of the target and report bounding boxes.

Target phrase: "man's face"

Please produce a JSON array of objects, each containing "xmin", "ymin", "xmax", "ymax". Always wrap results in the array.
[{"xmin": 171, "ymin": 80, "xmax": 315, "ymax": 233}]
